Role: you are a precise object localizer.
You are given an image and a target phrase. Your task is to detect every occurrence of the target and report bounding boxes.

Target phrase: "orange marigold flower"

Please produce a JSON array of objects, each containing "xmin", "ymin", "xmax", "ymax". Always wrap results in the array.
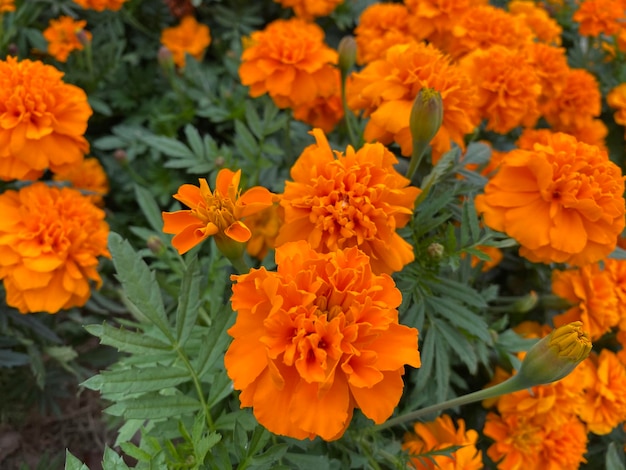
[
  {"xmin": 72, "ymin": 0, "xmax": 128, "ymax": 11},
  {"xmin": 354, "ymin": 3, "xmax": 412, "ymax": 65},
  {"xmin": 239, "ymin": 18, "xmax": 338, "ymax": 109},
  {"xmin": 577, "ymin": 349, "xmax": 626, "ymax": 434},
  {"xmin": 0, "ymin": 57, "xmax": 92, "ymax": 181},
  {"xmin": 552, "ymin": 263, "xmax": 620, "ymax": 340},
  {"xmin": 475, "ymin": 132, "xmax": 625, "ymax": 266},
  {"xmin": 509, "ymin": 0, "xmax": 562, "ymax": 45},
  {"xmin": 573, "ymin": 0, "xmax": 625, "ymax": 37},
  {"xmin": 470, "ymin": 245, "xmax": 503, "ymax": 272},
  {"xmin": 541, "ymin": 68, "xmax": 602, "ymax": 130},
  {"xmin": 43, "ymin": 16, "xmax": 92, "ymax": 63},
  {"xmin": 162, "ymin": 168, "xmax": 274, "ymax": 255},
  {"xmin": 276, "ymin": 129, "xmax": 420, "ymax": 274},
  {"xmin": 525, "ymin": 43, "xmax": 569, "ymax": 105},
  {"xmin": 484, "ymin": 411, "xmax": 588, "ymax": 469},
  {"xmin": 347, "ymin": 41, "xmax": 479, "ymax": 160},
  {"xmin": 273, "ymin": 0, "xmax": 344, "ymax": 20},
  {"xmin": 559, "ymin": 118, "xmax": 608, "ymax": 151},
  {"xmin": 291, "ymin": 68, "xmax": 344, "ymax": 132},
  {"xmin": 52, "ymin": 157, "xmax": 109, "ymax": 206},
  {"xmin": 0, "ymin": 0, "xmax": 14, "ymax": 12},
  {"xmin": 447, "ymin": 4, "xmax": 535, "ymax": 59},
  {"xmin": 603, "ymin": 258, "xmax": 626, "ymax": 330},
  {"xmin": 607, "ymin": 83, "xmax": 626, "ymax": 136},
  {"xmin": 0, "ymin": 183, "xmax": 110, "ymax": 314},
  {"xmin": 459, "ymin": 45, "xmax": 541, "ymax": 134},
  {"xmin": 402, "ymin": 415, "xmax": 482, "ymax": 470},
  {"xmin": 160, "ymin": 16, "xmax": 211, "ymax": 68},
  {"xmin": 244, "ymin": 203, "xmax": 282, "ymax": 261},
  {"xmin": 225, "ymin": 240, "xmax": 420, "ymax": 440}
]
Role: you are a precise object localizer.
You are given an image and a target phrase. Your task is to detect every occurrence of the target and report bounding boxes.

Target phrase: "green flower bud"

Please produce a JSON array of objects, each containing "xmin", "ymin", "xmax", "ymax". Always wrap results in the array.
[
  {"xmin": 338, "ymin": 35, "xmax": 357, "ymax": 77},
  {"xmin": 409, "ymin": 87, "xmax": 443, "ymax": 150}
]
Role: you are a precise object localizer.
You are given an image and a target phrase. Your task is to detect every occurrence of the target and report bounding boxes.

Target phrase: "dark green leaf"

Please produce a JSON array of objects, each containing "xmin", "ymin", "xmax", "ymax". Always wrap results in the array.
[
  {"xmin": 175, "ymin": 257, "xmax": 202, "ymax": 346},
  {"xmin": 134, "ymin": 185, "xmax": 166, "ymax": 234},
  {"xmin": 84, "ymin": 366, "xmax": 190, "ymax": 395},
  {"xmin": 84, "ymin": 323, "xmax": 171, "ymax": 355},
  {"xmin": 105, "ymin": 393, "xmax": 200, "ymax": 419}
]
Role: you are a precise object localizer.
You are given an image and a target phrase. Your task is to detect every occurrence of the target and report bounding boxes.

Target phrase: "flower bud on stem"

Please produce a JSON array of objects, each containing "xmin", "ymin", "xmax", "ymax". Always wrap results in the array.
[{"xmin": 406, "ymin": 88, "xmax": 443, "ymax": 183}]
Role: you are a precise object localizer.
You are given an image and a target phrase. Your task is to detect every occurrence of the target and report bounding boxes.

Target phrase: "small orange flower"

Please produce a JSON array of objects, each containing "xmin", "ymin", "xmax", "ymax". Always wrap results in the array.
[
  {"xmin": 52, "ymin": 157, "xmax": 109, "ymax": 206},
  {"xmin": 607, "ymin": 83, "xmax": 626, "ymax": 136},
  {"xmin": 475, "ymin": 132, "xmax": 625, "ymax": 266},
  {"xmin": 0, "ymin": 183, "xmax": 110, "ymax": 314},
  {"xmin": 160, "ymin": 16, "xmax": 211, "ymax": 68},
  {"xmin": 273, "ymin": 0, "xmax": 344, "ymax": 20},
  {"xmin": 72, "ymin": 0, "xmax": 128, "ymax": 10},
  {"xmin": 459, "ymin": 45, "xmax": 542, "ymax": 134},
  {"xmin": 239, "ymin": 18, "xmax": 338, "ymax": 110},
  {"xmin": 225, "ymin": 240, "xmax": 420, "ymax": 440},
  {"xmin": 162, "ymin": 169, "xmax": 274, "ymax": 255},
  {"xmin": 244, "ymin": 203, "xmax": 282, "ymax": 261},
  {"xmin": 470, "ymin": 245, "xmax": 503, "ymax": 272},
  {"xmin": 402, "ymin": 415, "xmax": 482, "ymax": 470},
  {"xmin": 0, "ymin": 0, "xmax": 14, "ymax": 13},
  {"xmin": 43, "ymin": 16, "xmax": 92, "ymax": 63},
  {"xmin": 276, "ymin": 129, "xmax": 420, "ymax": 274},
  {"xmin": 0, "ymin": 57, "xmax": 92, "ymax": 181},
  {"xmin": 508, "ymin": 0, "xmax": 562, "ymax": 45},
  {"xmin": 573, "ymin": 0, "xmax": 625, "ymax": 37},
  {"xmin": 354, "ymin": 3, "xmax": 412, "ymax": 64},
  {"xmin": 347, "ymin": 41, "xmax": 479, "ymax": 160}
]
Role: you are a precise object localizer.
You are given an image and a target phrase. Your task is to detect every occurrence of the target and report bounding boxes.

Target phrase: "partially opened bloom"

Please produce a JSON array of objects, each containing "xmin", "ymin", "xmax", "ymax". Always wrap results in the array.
[
  {"xmin": 273, "ymin": 0, "xmax": 344, "ymax": 20},
  {"xmin": 160, "ymin": 16, "xmax": 211, "ymax": 68},
  {"xmin": 239, "ymin": 18, "xmax": 338, "ymax": 109},
  {"xmin": 72, "ymin": 0, "xmax": 128, "ymax": 10},
  {"xmin": 43, "ymin": 16, "xmax": 91, "ymax": 62},
  {"xmin": 354, "ymin": 3, "xmax": 412, "ymax": 64},
  {"xmin": 475, "ymin": 132, "xmax": 625, "ymax": 266},
  {"xmin": 402, "ymin": 415, "xmax": 482, "ymax": 469},
  {"xmin": 276, "ymin": 129, "xmax": 420, "ymax": 274},
  {"xmin": 0, "ymin": 57, "xmax": 92, "ymax": 181},
  {"xmin": 52, "ymin": 157, "xmax": 109, "ymax": 206},
  {"xmin": 162, "ymin": 169, "xmax": 274, "ymax": 255},
  {"xmin": 225, "ymin": 240, "xmax": 420, "ymax": 440},
  {"xmin": 0, "ymin": 183, "xmax": 110, "ymax": 314},
  {"xmin": 347, "ymin": 41, "xmax": 479, "ymax": 160}
]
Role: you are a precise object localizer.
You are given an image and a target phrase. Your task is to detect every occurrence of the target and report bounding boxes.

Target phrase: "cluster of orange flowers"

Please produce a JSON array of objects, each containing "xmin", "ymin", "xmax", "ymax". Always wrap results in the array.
[
  {"xmin": 0, "ymin": 55, "xmax": 110, "ymax": 314},
  {"xmin": 43, "ymin": 16, "xmax": 92, "ymax": 63},
  {"xmin": 71, "ymin": 0, "xmax": 128, "ymax": 11}
]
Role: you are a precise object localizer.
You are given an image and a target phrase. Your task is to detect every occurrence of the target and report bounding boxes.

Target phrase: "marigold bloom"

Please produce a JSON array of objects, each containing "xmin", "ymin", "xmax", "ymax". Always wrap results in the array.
[
  {"xmin": 225, "ymin": 240, "xmax": 420, "ymax": 440},
  {"xmin": 552, "ymin": 264, "xmax": 620, "ymax": 340},
  {"xmin": 276, "ymin": 129, "xmax": 420, "ymax": 274},
  {"xmin": 43, "ymin": 16, "xmax": 91, "ymax": 63},
  {"xmin": 402, "ymin": 415, "xmax": 482, "ymax": 470},
  {"xmin": 239, "ymin": 18, "xmax": 338, "ymax": 109},
  {"xmin": 508, "ymin": 0, "xmax": 562, "ymax": 45},
  {"xmin": 573, "ymin": 0, "xmax": 625, "ymax": 37},
  {"xmin": 470, "ymin": 245, "xmax": 503, "ymax": 272},
  {"xmin": 0, "ymin": 183, "xmax": 110, "ymax": 314},
  {"xmin": 0, "ymin": 57, "xmax": 92, "ymax": 181},
  {"xmin": 577, "ymin": 349, "xmax": 626, "ymax": 434},
  {"xmin": 607, "ymin": 83, "xmax": 626, "ymax": 136},
  {"xmin": 244, "ymin": 203, "xmax": 282, "ymax": 261},
  {"xmin": 72, "ymin": 0, "xmax": 128, "ymax": 10},
  {"xmin": 559, "ymin": 118, "xmax": 609, "ymax": 151},
  {"xmin": 347, "ymin": 41, "xmax": 479, "ymax": 160},
  {"xmin": 0, "ymin": 0, "xmax": 14, "ymax": 12},
  {"xmin": 160, "ymin": 16, "xmax": 211, "ymax": 68},
  {"xmin": 52, "ymin": 157, "xmax": 109, "ymax": 206},
  {"xmin": 162, "ymin": 169, "xmax": 274, "ymax": 255},
  {"xmin": 448, "ymin": 4, "xmax": 535, "ymax": 59},
  {"xmin": 459, "ymin": 45, "xmax": 541, "ymax": 134},
  {"xmin": 354, "ymin": 3, "xmax": 412, "ymax": 64},
  {"xmin": 475, "ymin": 132, "xmax": 625, "ymax": 266},
  {"xmin": 291, "ymin": 68, "xmax": 344, "ymax": 133},
  {"xmin": 273, "ymin": 0, "xmax": 343, "ymax": 20},
  {"xmin": 525, "ymin": 43, "xmax": 569, "ymax": 105}
]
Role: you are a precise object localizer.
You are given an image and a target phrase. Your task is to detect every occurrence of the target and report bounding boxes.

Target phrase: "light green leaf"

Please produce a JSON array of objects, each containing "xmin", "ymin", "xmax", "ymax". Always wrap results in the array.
[
  {"xmin": 606, "ymin": 442, "xmax": 625, "ymax": 470},
  {"xmin": 85, "ymin": 366, "xmax": 190, "ymax": 395},
  {"xmin": 106, "ymin": 393, "xmax": 200, "ymax": 420},
  {"xmin": 134, "ymin": 185, "xmax": 166, "ymax": 234},
  {"xmin": 102, "ymin": 447, "xmax": 130, "ymax": 470},
  {"xmin": 184, "ymin": 124, "xmax": 205, "ymax": 159},
  {"xmin": 176, "ymin": 257, "xmax": 202, "ymax": 347},
  {"xmin": 85, "ymin": 323, "xmax": 171, "ymax": 355},
  {"xmin": 140, "ymin": 134, "xmax": 195, "ymax": 159},
  {"xmin": 65, "ymin": 450, "xmax": 90, "ymax": 470}
]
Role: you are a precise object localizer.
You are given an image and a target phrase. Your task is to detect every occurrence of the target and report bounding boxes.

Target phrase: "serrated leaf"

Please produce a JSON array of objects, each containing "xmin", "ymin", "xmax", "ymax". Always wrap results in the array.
[
  {"xmin": 434, "ymin": 331, "xmax": 451, "ymax": 400},
  {"xmin": 119, "ymin": 441, "xmax": 153, "ymax": 463},
  {"xmin": 85, "ymin": 323, "xmax": 171, "ymax": 355},
  {"xmin": 416, "ymin": 328, "xmax": 435, "ymax": 391},
  {"xmin": 176, "ymin": 257, "xmax": 202, "ymax": 346},
  {"xmin": 86, "ymin": 366, "xmax": 190, "ymax": 395},
  {"xmin": 434, "ymin": 321, "xmax": 478, "ymax": 374},
  {"xmin": 425, "ymin": 296, "xmax": 491, "ymax": 343},
  {"xmin": 606, "ymin": 442, "xmax": 625, "ymax": 470},
  {"xmin": 140, "ymin": 134, "xmax": 195, "ymax": 159},
  {"xmin": 195, "ymin": 431, "xmax": 222, "ymax": 463},
  {"xmin": 105, "ymin": 393, "xmax": 200, "ymax": 419},
  {"xmin": 184, "ymin": 124, "xmax": 205, "ymax": 158},
  {"xmin": 245, "ymin": 101, "xmax": 263, "ymax": 140},
  {"xmin": 134, "ymin": 185, "xmax": 165, "ymax": 233},
  {"xmin": 102, "ymin": 447, "xmax": 130, "ymax": 469},
  {"xmin": 429, "ymin": 278, "xmax": 487, "ymax": 309},
  {"xmin": 250, "ymin": 444, "xmax": 289, "ymax": 467},
  {"xmin": 234, "ymin": 120, "xmax": 258, "ymax": 160},
  {"xmin": 108, "ymin": 233, "xmax": 173, "ymax": 342},
  {"xmin": 194, "ymin": 310, "xmax": 235, "ymax": 378},
  {"xmin": 65, "ymin": 450, "xmax": 90, "ymax": 470}
]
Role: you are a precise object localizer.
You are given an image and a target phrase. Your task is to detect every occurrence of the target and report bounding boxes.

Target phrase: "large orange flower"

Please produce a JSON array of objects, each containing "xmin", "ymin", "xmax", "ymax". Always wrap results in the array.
[
  {"xmin": 402, "ymin": 415, "xmax": 482, "ymax": 470},
  {"xmin": 0, "ymin": 183, "xmax": 110, "ymax": 314},
  {"xmin": 224, "ymin": 240, "xmax": 420, "ymax": 440},
  {"xmin": 43, "ymin": 16, "xmax": 92, "ymax": 63},
  {"xmin": 52, "ymin": 157, "xmax": 109, "ymax": 206},
  {"xmin": 347, "ymin": 41, "xmax": 479, "ymax": 160},
  {"xmin": 459, "ymin": 45, "xmax": 542, "ymax": 134},
  {"xmin": 508, "ymin": 0, "xmax": 562, "ymax": 45},
  {"xmin": 573, "ymin": 0, "xmax": 625, "ymax": 37},
  {"xmin": 0, "ymin": 57, "xmax": 92, "ymax": 181},
  {"xmin": 475, "ymin": 132, "xmax": 625, "ymax": 266},
  {"xmin": 273, "ymin": 0, "xmax": 344, "ymax": 20},
  {"xmin": 276, "ymin": 129, "xmax": 420, "ymax": 274},
  {"xmin": 162, "ymin": 169, "xmax": 274, "ymax": 255},
  {"xmin": 160, "ymin": 16, "xmax": 211, "ymax": 68},
  {"xmin": 354, "ymin": 3, "xmax": 412, "ymax": 64},
  {"xmin": 72, "ymin": 0, "xmax": 128, "ymax": 10},
  {"xmin": 239, "ymin": 18, "xmax": 338, "ymax": 109},
  {"xmin": 525, "ymin": 43, "xmax": 569, "ymax": 105}
]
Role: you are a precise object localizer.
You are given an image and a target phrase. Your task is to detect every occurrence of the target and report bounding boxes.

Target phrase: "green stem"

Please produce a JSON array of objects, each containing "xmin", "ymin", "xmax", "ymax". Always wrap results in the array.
[
  {"xmin": 373, "ymin": 374, "xmax": 525, "ymax": 432},
  {"xmin": 405, "ymin": 140, "xmax": 428, "ymax": 183},
  {"xmin": 340, "ymin": 70, "xmax": 358, "ymax": 149}
]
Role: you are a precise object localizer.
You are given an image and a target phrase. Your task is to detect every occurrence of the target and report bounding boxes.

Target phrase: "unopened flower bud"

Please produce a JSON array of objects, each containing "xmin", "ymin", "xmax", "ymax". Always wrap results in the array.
[
  {"xmin": 410, "ymin": 87, "xmax": 443, "ymax": 148},
  {"xmin": 215, "ymin": 156, "xmax": 225, "ymax": 168},
  {"xmin": 338, "ymin": 35, "xmax": 357, "ymax": 76},
  {"xmin": 158, "ymin": 46, "xmax": 174, "ymax": 70},
  {"xmin": 75, "ymin": 29, "xmax": 91, "ymax": 47},
  {"xmin": 427, "ymin": 242, "xmax": 444, "ymax": 259},
  {"xmin": 517, "ymin": 321, "xmax": 592, "ymax": 386},
  {"xmin": 113, "ymin": 149, "xmax": 127, "ymax": 162},
  {"xmin": 511, "ymin": 291, "xmax": 538, "ymax": 313},
  {"xmin": 147, "ymin": 236, "xmax": 165, "ymax": 255},
  {"xmin": 7, "ymin": 43, "xmax": 18, "ymax": 56}
]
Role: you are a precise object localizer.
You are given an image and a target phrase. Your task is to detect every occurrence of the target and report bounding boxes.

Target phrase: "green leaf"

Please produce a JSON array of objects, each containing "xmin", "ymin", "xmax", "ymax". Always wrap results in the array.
[
  {"xmin": 176, "ymin": 257, "xmax": 202, "ymax": 347},
  {"xmin": 102, "ymin": 447, "xmax": 130, "ymax": 470},
  {"xmin": 234, "ymin": 120, "xmax": 258, "ymax": 160},
  {"xmin": 245, "ymin": 101, "xmax": 264, "ymax": 140},
  {"xmin": 425, "ymin": 296, "xmax": 491, "ymax": 343},
  {"xmin": 65, "ymin": 450, "xmax": 90, "ymax": 470},
  {"xmin": 119, "ymin": 441, "xmax": 153, "ymax": 463},
  {"xmin": 84, "ymin": 366, "xmax": 190, "ymax": 395},
  {"xmin": 134, "ymin": 185, "xmax": 166, "ymax": 234},
  {"xmin": 108, "ymin": 232, "xmax": 173, "ymax": 342},
  {"xmin": 194, "ymin": 431, "xmax": 222, "ymax": 464},
  {"xmin": 434, "ymin": 321, "xmax": 478, "ymax": 374},
  {"xmin": 140, "ymin": 134, "xmax": 195, "ymax": 159},
  {"xmin": 84, "ymin": 323, "xmax": 171, "ymax": 355},
  {"xmin": 184, "ymin": 124, "xmax": 205, "ymax": 159},
  {"xmin": 194, "ymin": 311, "xmax": 235, "ymax": 378},
  {"xmin": 606, "ymin": 442, "xmax": 625, "ymax": 470},
  {"xmin": 416, "ymin": 327, "xmax": 435, "ymax": 392},
  {"xmin": 0, "ymin": 349, "xmax": 30, "ymax": 367},
  {"xmin": 433, "ymin": 330, "xmax": 451, "ymax": 400},
  {"xmin": 105, "ymin": 393, "xmax": 200, "ymax": 420}
]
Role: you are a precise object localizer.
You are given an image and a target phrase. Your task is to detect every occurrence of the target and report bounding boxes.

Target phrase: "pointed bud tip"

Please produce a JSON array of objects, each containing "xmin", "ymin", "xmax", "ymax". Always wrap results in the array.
[{"xmin": 409, "ymin": 87, "xmax": 443, "ymax": 149}]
